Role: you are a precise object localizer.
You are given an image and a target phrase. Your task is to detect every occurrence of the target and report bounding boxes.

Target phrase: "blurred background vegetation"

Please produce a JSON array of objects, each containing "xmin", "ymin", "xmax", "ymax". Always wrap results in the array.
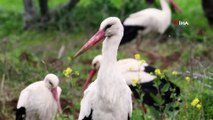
[{"xmin": 0, "ymin": 0, "xmax": 213, "ymax": 119}]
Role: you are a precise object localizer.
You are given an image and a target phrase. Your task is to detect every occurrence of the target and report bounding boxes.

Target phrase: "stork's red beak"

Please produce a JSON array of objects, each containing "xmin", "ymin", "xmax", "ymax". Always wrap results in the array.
[
  {"xmin": 51, "ymin": 88, "xmax": 62, "ymax": 113},
  {"xmin": 74, "ymin": 31, "xmax": 105, "ymax": 57},
  {"xmin": 169, "ymin": 0, "xmax": 182, "ymax": 13},
  {"xmin": 83, "ymin": 69, "xmax": 97, "ymax": 91}
]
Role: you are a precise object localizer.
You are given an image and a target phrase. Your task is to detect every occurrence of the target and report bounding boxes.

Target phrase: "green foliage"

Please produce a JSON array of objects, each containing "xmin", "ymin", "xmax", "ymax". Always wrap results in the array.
[
  {"xmin": 0, "ymin": 10, "xmax": 22, "ymax": 37},
  {"xmin": 110, "ymin": 0, "xmax": 124, "ymax": 9},
  {"xmin": 78, "ymin": 0, "xmax": 93, "ymax": 7},
  {"xmin": 131, "ymin": 109, "xmax": 144, "ymax": 120}
]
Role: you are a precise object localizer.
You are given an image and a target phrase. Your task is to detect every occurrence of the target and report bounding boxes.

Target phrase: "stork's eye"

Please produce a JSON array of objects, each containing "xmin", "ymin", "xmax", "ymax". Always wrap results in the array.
[
  {"xmin": 93, "ymin": 63, "xmax": 97, "ymax": 68},
  {"xmin": 104, "ymin": 24, "xmax": 112, "ymax": 31},
  {"xmin": 49, "ymin": 81, "xmax": 53, "ymax": 87}
]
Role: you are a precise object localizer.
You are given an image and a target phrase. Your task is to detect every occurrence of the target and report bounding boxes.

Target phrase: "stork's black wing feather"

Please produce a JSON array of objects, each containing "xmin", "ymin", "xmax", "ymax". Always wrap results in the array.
[
  {"xmin": 120, "ymin": 25, "xmax": 145, "ymax": 45},
  {"xmin": 82, "ymin": 109, "xmax": 93, "ymax": 120},
  {"xmin": 16, "ymin": 107, "xmax": 26, "ymax": 120},
  {"xmin": 144, "ymin": 66, "xmax": 156, "ymax": 73},
  {"xmin": 128, "ymin": 114, "xmax": 131, "ymax": 120}
]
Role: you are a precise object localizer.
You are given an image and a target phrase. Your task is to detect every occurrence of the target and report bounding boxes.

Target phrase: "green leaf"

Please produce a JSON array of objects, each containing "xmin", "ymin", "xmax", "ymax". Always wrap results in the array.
[
  {"xmin": 78, "ymin": 0, "xmax": 92, "ymax": 7},
  {"xmin": 161, "ymin": 83, "xmax": 170, "ymax": 93},
  {"xmin": 131, "ymin": 109, "xmax": 144, "ymax": 120},
  {"xmin": 153, "ymin": 78, "xmax": 161, "ymax": 88},
  {"xmin": 150, "ymin": 93, "xmax": 164, "ymax": 105},
  {"xmin": 148, "ymin": 106, "xmax": 161, "ymax": 119},
  {"xmin": 110, "ymin": 0, "xmax": 123, "ymax": 9}
]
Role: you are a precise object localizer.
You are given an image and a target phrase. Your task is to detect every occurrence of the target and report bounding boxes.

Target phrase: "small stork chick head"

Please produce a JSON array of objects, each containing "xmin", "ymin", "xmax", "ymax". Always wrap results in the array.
[
  {"xmin": 44, "ymin": 73, "xmax": 59, "ymax": 89},
  {"xmin": 82, "ymin": 55, "xmax": 103, "ymax": 91},
  {"xmin": 92, "ymin": 55, "xmax": 102, "ymax": 70}
]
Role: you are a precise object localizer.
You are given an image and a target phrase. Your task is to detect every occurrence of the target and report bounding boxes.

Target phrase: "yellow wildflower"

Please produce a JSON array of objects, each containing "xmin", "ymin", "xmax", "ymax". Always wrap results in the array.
[
  {"xmin": 128, "ymin": 66, "xmax": 133, "ymax": 71},
  {"xmin": 63, "ymin": 67, "xmax": 72, "ymax": 77},
  {"xmin": 134, "ymin": 54, "xmax": 141, "ymax": 60},
  {"xmin": 172, "ymin": 71, "xmax": 178, "ymax": 76},
  {"xmin": 191, "ymin": 98, "xmax": 199, "ymax": 106},
  {"xmin": 132, "ymin": 78, "xmax": 138, "ymax": 87},
  {"xmin": 196, "ymin": 104, "xmax": 202, "ymax": 109},
  {"xmin": 155, "ymin": 69, "xmax": 161, "ymax": 75},
  {"xmin": 185, "ymin": 76, "xmax": 191, "ymax": 82},
  {"xmin": 139, "ymin": 59, "xmax": 146, "ymax": 64}
]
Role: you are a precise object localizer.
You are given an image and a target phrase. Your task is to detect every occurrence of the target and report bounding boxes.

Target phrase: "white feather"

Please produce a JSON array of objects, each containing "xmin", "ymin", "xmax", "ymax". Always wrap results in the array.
[{"xmin": 117, "ymin": 58, "xmax": 156, "ymax": 85}]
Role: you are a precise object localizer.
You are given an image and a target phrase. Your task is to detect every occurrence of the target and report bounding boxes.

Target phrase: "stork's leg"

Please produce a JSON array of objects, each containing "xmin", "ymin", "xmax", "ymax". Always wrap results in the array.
[
  {"xmin": 155, "ymin": 34, "xmax": 163, "ymax": 42},
  {"xmin": 134, "ymin": 33, "xmax": 161, "ymax": 61},
  {"xmin": 156, "ymin": 33, "xmax": 169, "ymax": 43},
  {"xmin": 136, "ymin": 37, "xmax": 142, "ymax": 51},
  {"xmin": 135, "ymin": 33, "xmax": 144, "ymax": 52}
]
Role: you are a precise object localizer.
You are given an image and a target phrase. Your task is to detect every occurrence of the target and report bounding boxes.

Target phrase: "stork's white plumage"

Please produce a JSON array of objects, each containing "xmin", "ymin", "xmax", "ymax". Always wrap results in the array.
[
  {"xmin": 84, "ymin": 55, "xmax": 181, "ymax": 112},
  {"xmin": 75, "ymin": 17, "xmax": 132, "ymax": 120},
  {"xmin": 120, "ymin": 0, "xmax": 182, "ymax": 45},
  {"xmin": 16, "ymin": 74, "xmax": 62, "ymax": 120}
]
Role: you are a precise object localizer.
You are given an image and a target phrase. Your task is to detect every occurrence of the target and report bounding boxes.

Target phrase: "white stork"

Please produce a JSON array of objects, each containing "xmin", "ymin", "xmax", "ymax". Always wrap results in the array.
[
  {"xmin": 83, "ymin": 55, "xmax": 181, "ymax": 112},
  {"xmin": 120, "ymin": 0, "xmax": 182, "ymax": 46},
  {"xmin": 75, "ymin": 17, "xmax": 132, "ymax": 120},
  {"xmin": 16, "ymin": 74, "xmax": 62, "ymax": 120}
]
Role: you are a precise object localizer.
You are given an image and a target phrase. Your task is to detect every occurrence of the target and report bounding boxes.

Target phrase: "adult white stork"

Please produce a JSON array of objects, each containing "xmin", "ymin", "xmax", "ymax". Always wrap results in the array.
[
  {"xmin": 120, "ymin": 0, "xmax": 182, "ymax": 46},
  {"xmin": 75, "ymin": 17, "xmax": 132, "ymax": 120},
  {"xmin": 16, "ymin": 74, "xmax": 62, "ymax": 120},
  {"xmin": 83, "ymin": 55, "xmax": 181, "ymax": 112}
]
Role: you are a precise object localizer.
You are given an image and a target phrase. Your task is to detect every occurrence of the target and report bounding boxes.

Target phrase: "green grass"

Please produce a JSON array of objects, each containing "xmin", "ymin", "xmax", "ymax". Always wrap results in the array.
[
  {"xmin": 0, "ymin": 0, "xmax": 213, "ymax": 119},
  {"xmin": 174, "ymin": 0, "xmax": 213, "ymax": 41}
]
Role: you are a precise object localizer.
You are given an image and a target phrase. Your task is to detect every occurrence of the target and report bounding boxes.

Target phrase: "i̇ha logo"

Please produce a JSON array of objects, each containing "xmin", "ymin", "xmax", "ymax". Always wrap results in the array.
[{"xmin": 172, "ymin": 20, "xmax": 189, "ymax": 26}]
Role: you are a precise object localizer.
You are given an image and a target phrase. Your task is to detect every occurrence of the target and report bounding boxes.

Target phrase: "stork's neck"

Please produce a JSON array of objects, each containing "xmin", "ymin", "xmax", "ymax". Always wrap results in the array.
[
  {"xmin": 161, "ymin": 0, "xmax": 171, "ymax": 14},
  {"xmin": 101, "ymin": 36, "xmax": 119, "ymax": 64},
  {"xmin": 96, "ymin": 34, "xmax": 124, "ymax": 103},
  {"xmin": 98, "ymin": 36, "xmax": 121, "ymax": 84}
]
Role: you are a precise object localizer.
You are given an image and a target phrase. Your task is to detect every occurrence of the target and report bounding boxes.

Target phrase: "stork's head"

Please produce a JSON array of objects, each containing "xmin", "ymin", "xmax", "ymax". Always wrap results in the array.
[
  {"xmin": 167, "ymin": 0, "xmax": 182, "ymax": 12},
  {"xmin": 74, "ymin": 17, "xmax": 123, "ymax": 57},
  {"xmin": 99, "ymin": 17, "xmax": 123, "ymax": 38},
  {"xmin": 44, "ymin": 74, "xmax": 62, "ymax": 113},
  {"xmin": 44, "ymin": 74, "xmax": 59, "ymax": 89},
  {"xmin": 83, "ymin": 55, "xmax": 102, "ymax": 90},
  {"xmin": 91, "ymin": 55, "xmax": 102, "ymax": 70}
]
